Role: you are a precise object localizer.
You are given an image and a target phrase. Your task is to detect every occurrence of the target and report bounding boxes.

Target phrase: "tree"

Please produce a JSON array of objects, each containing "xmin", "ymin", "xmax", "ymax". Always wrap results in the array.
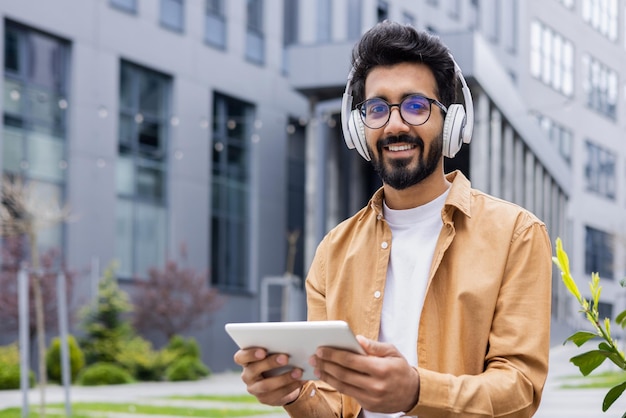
[
  {"xmin": 80, "ymin": 262, "xmax": 133, "ymax": 364},
  {"xmin": 132, "ymin": 260, "xmax": 223, "ymax": 340},
  {"xmin": 0, "ymin": 176, "xmax": 71, "ymax": 417}
]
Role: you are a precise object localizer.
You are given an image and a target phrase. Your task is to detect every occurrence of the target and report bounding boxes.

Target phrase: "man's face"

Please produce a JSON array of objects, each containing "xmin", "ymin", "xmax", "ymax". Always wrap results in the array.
[{"xmin": 363, "ymin": 62, "xmax": 445, "ymax": 190}]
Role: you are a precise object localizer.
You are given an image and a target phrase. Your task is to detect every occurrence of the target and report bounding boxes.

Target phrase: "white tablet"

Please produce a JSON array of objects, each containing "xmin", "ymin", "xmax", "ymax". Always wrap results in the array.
[{"xmin": 225, "ymin": 320, "xmax": 365, "ymax": 380}]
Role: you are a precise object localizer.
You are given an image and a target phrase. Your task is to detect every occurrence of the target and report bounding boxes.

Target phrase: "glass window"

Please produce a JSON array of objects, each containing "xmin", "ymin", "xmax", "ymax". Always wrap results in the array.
[
  {"xmin": 582, "ymin": 53, "xmax": 619, "ymax": 119},
  {"xmin": 584, "ymin": 140, "xmax": 616, "ymax": 199},
  {"xmin": 529, "ymin": 20, "xmax": 574, "ymax": 97},
  {"xmin": 205, "ymin": 0, "xmax": 226, "ymax": 48},
  {"xmin": 2, "ymin": 22, "xmax": 69, "ymax": 255},
  {"xmin": 211, "ymin": 93, "xmax": 254, "ymax": 291},
  {"xmin": 110, "ymin": 0, "xmax": 137, "ymax": 13},
  {"xmin": 585, "ymin": 226, "xmax": 614, "ymax": 279},
  {"xmin": 317, "ymin": 0, "xmax": 332, "ymax": 42},
  {"xmin": 377, "ymin": 0, "xmax": 389, "ymax": 22},
  {"xmin": 116, "ymin": 61, "xmax": 171, "ymax": 278},
  {"xmin": 403, "ymin": 11, "xmax": 416, "ymax": 27},
  {"xmin": 160, "ymin": 0, "xmax": 184, "ymax": 32},
  {"xmin": 245, "ymin": 0, "xmax": 264, "ymax": 64},
  {"xmin": 535, "ymin": 113, "xmax": 572, "ymax": 165},
  {"xmin": 347, "ymin": 0, "xmax": 362, "ymax": 40},
  {"xmin": 282, "ymin": 0, "xmax": 298, "ymax": 73},
  {"xmin": 582, "ymin": 0, "xmax": 619, "ymax": 41}
]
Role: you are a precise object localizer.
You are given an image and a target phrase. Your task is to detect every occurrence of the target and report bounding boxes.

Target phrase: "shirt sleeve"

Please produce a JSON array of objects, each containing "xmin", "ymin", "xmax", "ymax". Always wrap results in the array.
[{"xmin": 406, "ymin": 221, "xmax": 552, "ymax": 417}]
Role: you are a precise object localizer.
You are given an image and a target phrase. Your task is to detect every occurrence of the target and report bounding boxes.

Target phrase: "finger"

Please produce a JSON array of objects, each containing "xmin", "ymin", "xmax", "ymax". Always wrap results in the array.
[
  {"xmin": 233, "ymin": 347, "xmax": 267, "ymax": 366},
  {"xmin": 356, "ymin": 335, "xmax": 401, "ymax": 357},
  {"xmin": 248, "ymin": 368, "xmax": 305, "ymax": 406},
  {"xmin": 241, "ymin": 353, "xmax": 290, "ymax": 384}
]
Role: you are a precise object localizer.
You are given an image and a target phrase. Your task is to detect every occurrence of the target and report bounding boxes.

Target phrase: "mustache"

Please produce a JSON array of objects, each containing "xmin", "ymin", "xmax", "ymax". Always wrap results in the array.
[{"xmin": 377, "ymin": 135, "xmax": 424, "ymax": 151}]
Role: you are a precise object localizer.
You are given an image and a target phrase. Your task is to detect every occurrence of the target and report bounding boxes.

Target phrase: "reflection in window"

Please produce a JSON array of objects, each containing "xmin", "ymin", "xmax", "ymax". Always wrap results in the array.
[
  {"xmin": 585, "ymin": 226, "xmax": 614, "ymax": 279},
  {"xmin": 110, "ymin": 0, "xmax": 137, "ymax": 13},
  {"xmin": 582, "ymin": 0, "xmax": 618, "ymax": 41},
  {"xmin": 2, "ymin": 22, "xmax": 69, "ymax": 253},
  {"xmin": 205, "ymin": 0, "xmax": 226, "ymax": 48},
  {"xmin": 116, "ymin": 61, "xmax": 170, "ymax": 278},
  {"xmin": 245, "ymin": 0, "xmax": 264, "ymax": 64},
  {"xmin": 530, "ymin": 20, "xmax": 574, "ymax": 96},
  {"xmin": 160, "ymin": 0, "xmax": 184, "ymax": 32},
  {"xmin": 582, "ymin": 54, "xmax": 618, "ymax": 120},
  {"xmin": 584, "ymin": 140, "xmax": 616, "ymax": 200},
  {"xmin": 211, "ymin": 93, "xmax": 254, "ymax": 291},
  {"xmin": 534, "ymin": 113, "xmax": 572, "ymax": 165}
]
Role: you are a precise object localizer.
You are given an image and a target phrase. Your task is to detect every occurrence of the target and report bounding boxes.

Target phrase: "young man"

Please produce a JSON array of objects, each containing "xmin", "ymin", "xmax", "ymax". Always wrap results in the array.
[{"xmin": 234, "ymin": 21, "xmax": 552, "ymax": 417}]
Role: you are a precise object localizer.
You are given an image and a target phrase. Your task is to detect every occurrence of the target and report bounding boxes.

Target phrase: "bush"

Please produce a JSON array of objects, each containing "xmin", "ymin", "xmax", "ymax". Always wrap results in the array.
[
  {"xmin": 115, "ymin": 336, "xmax": 163, "ymax": 381},
  {"xmin": 76, "ymin": 362, "xmax": 133, "ymax": 386},
  {"xmin": 165, "ymin": 335, "xmax": 200, "ymax": 359},
  {"xmin": 164, "ymin": 356, "xmax": 210, "ymax": 382},
  {"xmin": 46, "ymin": 335, "xmax": 85, "ymax": 383},
  {"xmin": 0, "ymin": 342, "xmax": 35, "ymax": 390}
]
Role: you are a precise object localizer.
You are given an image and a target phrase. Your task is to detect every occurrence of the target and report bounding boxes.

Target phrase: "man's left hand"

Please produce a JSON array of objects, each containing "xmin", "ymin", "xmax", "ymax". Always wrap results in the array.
[{"xmin": 310, "ymin": 335, "xmax": 420, "ymax": 413}]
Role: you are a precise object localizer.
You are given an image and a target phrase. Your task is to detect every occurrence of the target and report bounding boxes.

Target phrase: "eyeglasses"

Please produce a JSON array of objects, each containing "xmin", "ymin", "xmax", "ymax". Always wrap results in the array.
[{"xmin": 357, "ymin": 94, "xmax": 448, "ymax": 130}]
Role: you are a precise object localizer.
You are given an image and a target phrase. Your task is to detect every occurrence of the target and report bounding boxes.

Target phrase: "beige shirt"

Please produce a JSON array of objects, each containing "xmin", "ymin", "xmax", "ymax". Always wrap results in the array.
[{"xmin": 284, "ymin": 170, "xmax": 552, "ymax": 418}]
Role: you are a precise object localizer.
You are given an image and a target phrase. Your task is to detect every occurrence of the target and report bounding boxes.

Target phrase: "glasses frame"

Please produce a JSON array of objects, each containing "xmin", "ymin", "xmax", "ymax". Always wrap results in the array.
[{"xmin": 356, "ymin": 94, "xmax": 448, "ymax": 130}]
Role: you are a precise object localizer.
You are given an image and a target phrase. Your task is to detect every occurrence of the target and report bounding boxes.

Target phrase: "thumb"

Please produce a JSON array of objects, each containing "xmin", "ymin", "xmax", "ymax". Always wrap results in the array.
[{"xmin": 356, "ymin": 335, "xmax": 401, "ymax": 357}]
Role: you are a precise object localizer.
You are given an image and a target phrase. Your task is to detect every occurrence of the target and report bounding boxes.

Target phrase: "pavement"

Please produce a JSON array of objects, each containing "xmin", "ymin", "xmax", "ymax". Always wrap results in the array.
[{"xmin": 2, "ymin": 344, "xmax": 626, "ymax": 417}]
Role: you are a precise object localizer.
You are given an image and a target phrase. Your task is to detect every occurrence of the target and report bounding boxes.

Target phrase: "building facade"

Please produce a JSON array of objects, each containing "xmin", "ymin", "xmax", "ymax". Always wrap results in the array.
[{"xmin": 0, "ymin": 0, "xmax": 623, "ymax": 373}]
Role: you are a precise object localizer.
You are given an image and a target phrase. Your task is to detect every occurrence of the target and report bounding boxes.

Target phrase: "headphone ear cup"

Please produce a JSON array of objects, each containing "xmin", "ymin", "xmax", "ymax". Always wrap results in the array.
[
  {"xmin": 442, "ymin": 104, "xmax": 466, "ymax": 158},
  {"xmin": 348, "ymin": 109, "xmax": 371, "ymax": 161}
]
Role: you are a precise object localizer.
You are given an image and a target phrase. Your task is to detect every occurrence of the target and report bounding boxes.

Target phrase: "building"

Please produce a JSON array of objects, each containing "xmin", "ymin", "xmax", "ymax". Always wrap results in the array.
[{"xmin": 0, "ymin": 0, "xmax": 622, "ymax": 373}]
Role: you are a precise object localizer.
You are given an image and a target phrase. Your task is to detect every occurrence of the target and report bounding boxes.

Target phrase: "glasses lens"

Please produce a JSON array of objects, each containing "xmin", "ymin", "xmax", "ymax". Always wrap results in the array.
[
  {"xmin": 360, "ymin": 98, "xmax": 389, "ymax": 129},
  {"xmin": 400, "ymin": 95, "xmax": 431, "ymax": 126}
]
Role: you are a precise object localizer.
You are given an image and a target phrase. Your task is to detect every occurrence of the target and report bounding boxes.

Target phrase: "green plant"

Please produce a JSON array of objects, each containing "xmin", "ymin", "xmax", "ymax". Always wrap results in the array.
[
  {"xmin": 554, "ymin": 238, "xmax": 626, "ymax": 415},
  {"xmin": 46, "ymin": 335, "xmax": 85, "ymax": 382},
  {"xmin": 76, "ymin": 362, "xmax": 133, "ymax": 386},
  {"xmin": 115, "ymin": 336, "xmax": 163, "ymax": 381},
  {"xmin": 165, "ymin": 335, "xmax": 201, "ymax": 358},
  {"xmin": 164, "ymin": 356, "xmax": 210, "ymax": 382},
  {"xmin": 80, "ymin": 262, "xmax": 132, "ymax": 365},
  {"xmin": 0, "ymin": 342, "xmax": 35, "ymax": 390}
]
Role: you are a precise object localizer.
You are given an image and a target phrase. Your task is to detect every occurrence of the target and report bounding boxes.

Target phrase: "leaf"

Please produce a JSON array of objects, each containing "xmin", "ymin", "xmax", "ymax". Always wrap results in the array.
[
  {"xmin": 603, "ymin": 381, "xmax": 626, "ymax": 412},
  {"xmin": 554, "ymin": 239, "xmax": 582, "ymax": 302},
  {"xmin": 616, "ymin": 310, "xmax": 626, "ymax": 328},
  {"xmin": 570, "ymin": 350, "xmax": 610, "ymax": 376},
  {"xmin": 565, "ymin": 331, "xmax": 598, "ymax": 347}
]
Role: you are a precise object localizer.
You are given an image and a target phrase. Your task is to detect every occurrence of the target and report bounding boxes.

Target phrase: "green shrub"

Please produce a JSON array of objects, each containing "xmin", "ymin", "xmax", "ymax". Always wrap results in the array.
[
  {"xmin": 76, "ymin": 362, "xmax": 133, "ymax": 386},
  {"xmin": 115, "ymin": 336, "xmax": 163, "ymax": 381},
  {"xmin": 0, "ymin": 342, "xmax": 35, "ymax": 390},
  {"xmin": 164, "ymin": 356, "xmax": 210, "ymax": 382},
  {"xmin": 165, "ymin": 335, "xmax": 200, "ymax": 359},
  {"xmin": 46, "ymin": 335, "xmax": 85, "ymax": 383}
]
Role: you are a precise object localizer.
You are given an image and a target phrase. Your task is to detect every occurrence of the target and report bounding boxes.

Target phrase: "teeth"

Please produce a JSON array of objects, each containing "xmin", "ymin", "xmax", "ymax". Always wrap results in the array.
[{"xmin": 387, "ymin": 144, "xmax": 415, "ymax": 152}]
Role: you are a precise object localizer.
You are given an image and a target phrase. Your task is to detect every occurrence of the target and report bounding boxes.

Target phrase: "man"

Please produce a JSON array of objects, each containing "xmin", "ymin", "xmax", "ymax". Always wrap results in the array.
[{"xmin": 234, "ymin": 21, "xmax": 552, "ymax": 417}]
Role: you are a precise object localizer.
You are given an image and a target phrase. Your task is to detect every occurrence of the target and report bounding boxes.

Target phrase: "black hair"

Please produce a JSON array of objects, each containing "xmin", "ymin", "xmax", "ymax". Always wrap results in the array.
[{"xmin": 350, "ymin": 21, "xmax": 458, "ymax": 108}]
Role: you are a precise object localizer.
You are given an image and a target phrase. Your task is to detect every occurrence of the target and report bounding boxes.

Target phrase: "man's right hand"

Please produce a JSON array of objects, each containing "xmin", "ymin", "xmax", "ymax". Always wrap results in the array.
[{"xmin": 233, "ymin": 348, "xmax": 306, "ymax": 406}]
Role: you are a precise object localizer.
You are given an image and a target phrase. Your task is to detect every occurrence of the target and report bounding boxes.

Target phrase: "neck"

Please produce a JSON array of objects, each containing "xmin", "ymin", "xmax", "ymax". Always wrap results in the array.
[{"xmin": 383, "ymin": 165, "xmax": 450, "ymax": 210}]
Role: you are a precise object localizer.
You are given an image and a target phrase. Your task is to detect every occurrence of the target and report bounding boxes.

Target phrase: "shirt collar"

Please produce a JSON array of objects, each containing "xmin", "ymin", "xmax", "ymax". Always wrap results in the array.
[{"xmin": 362, "ymin": 170, "xmax": 472, "ymax": 222}]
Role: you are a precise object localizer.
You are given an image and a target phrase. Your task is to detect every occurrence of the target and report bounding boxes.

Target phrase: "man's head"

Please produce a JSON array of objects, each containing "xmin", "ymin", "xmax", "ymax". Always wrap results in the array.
[
  {"xmin": 350, "ymin": 21, "xmax": 457, "ymax": 109},
  {"xmin": 349, "ymin": 21, "xmax": 458, "ymax": 191}
]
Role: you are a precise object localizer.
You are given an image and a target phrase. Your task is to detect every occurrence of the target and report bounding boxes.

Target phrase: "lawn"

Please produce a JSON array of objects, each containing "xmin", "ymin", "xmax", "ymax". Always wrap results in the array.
[
  {"xmin": 560, "ymin": 371, "xmax": 626, "ymax": 389},
  {"xmin": 0, "ymin": 395, "xmax": 283, "ymax": 418}
]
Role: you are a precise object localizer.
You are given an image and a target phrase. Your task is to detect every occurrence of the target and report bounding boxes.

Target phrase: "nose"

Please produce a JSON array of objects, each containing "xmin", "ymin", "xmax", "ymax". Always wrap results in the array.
[{"xmin": 384, "ymin": 106, "xmax": 410, "ymax": 135}]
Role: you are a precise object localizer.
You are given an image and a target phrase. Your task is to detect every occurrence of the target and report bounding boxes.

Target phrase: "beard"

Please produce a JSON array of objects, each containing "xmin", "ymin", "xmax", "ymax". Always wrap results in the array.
[{"xmin": 368, "ymin": 133, "xmax": 443, "ymax": 190}]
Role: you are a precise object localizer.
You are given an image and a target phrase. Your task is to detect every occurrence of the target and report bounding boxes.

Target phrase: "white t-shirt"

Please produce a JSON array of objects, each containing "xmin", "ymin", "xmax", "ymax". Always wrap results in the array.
[{"xmin": 362, "ymin": 189, "xmax": 448, "ymax": 418}]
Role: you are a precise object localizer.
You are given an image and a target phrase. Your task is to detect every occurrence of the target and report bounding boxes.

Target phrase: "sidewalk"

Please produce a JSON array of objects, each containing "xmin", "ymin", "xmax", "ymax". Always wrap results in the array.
[{"xmin": 3, "ymin": 346, "xmax": 626, "ymax": 417}]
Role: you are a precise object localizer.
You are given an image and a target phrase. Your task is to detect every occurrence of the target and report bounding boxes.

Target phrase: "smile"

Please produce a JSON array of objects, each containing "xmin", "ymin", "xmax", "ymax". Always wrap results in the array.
[{"xmin": 386, "ymin": 144, "xmax": 416, "ymax": 152}]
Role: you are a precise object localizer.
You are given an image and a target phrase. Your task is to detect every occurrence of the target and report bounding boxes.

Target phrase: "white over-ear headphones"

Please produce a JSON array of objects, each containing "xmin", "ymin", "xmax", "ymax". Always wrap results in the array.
[{"xmin": 340, "ymin": 55, "xmax": 474, "ymax": 161}]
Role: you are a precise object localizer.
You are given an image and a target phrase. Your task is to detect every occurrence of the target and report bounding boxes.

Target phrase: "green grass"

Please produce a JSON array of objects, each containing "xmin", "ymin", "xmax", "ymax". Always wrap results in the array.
[
  {"xmin": 0, "ymin": 399, "xmax": 282, "ymax": 418},
  {"xmin": 560, "ymin": 371, "xmax": 626, "ymax": 389},
  {"xmin": 166, "ymin": 394, "xmax": 261, "ymax": 403}
]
